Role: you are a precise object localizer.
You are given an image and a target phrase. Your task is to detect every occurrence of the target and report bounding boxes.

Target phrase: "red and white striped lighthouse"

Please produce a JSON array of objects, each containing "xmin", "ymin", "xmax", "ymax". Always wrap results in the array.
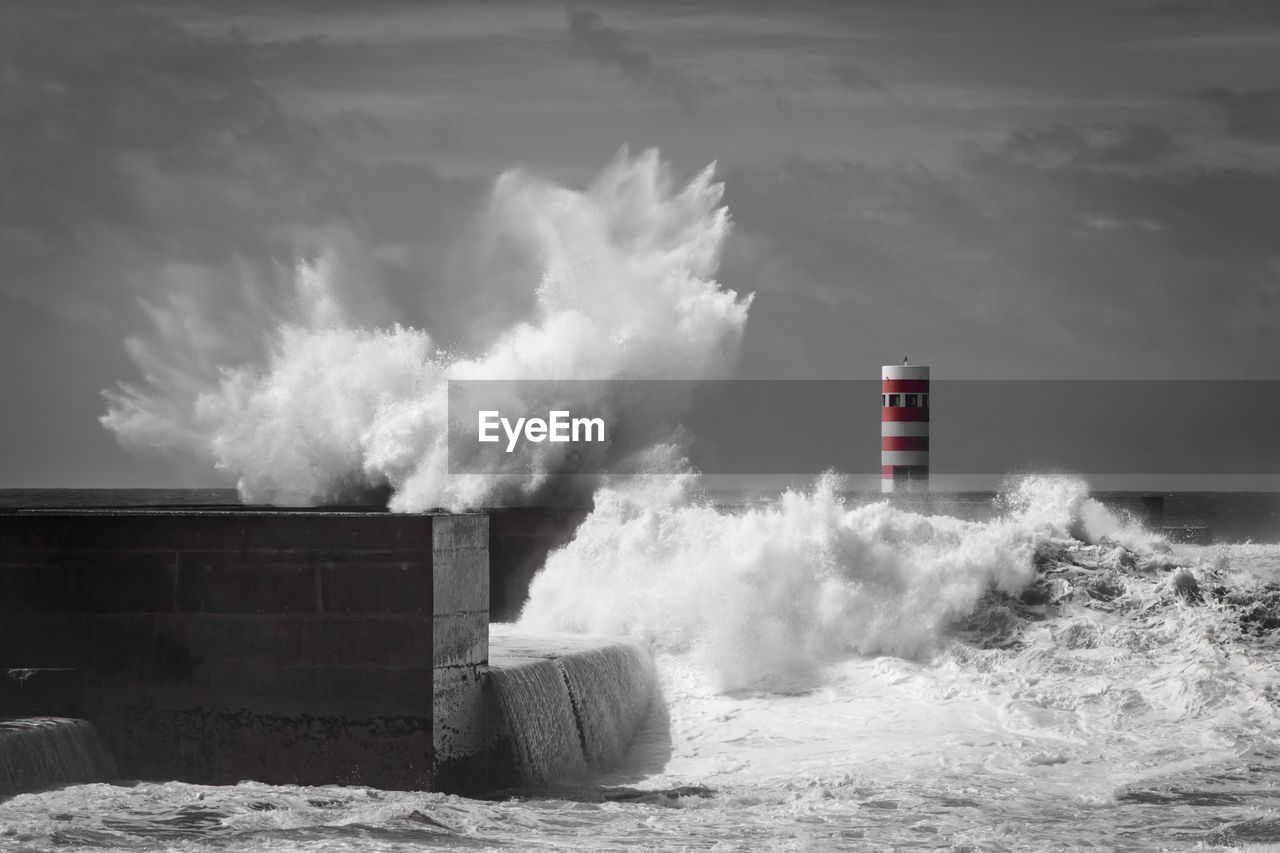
[{"xmin": 881, "ymin": 361, "xmax": 929, "ymax": 493}]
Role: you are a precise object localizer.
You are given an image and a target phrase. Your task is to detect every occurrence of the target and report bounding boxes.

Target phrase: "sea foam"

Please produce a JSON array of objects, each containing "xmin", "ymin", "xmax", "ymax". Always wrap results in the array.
[{"xmin": 519, "ymin": 473, "xmax": 1142, "ymax": 690}]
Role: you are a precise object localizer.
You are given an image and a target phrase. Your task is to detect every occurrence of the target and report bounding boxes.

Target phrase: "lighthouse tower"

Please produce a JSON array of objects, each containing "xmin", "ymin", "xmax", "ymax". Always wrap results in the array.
[{"xmin": 881, "ymin": 361, "xmax": 929, "ymax": 494}]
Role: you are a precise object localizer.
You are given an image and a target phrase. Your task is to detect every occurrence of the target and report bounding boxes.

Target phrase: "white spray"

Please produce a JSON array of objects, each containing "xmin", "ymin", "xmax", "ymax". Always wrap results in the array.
[
  {"xmin": 519, "ymin": 473, "xmax": 1135, "ymax": 690},
  {"xmin": 102, "ymin": 150, "xmax": 751, "ymax": 510}
]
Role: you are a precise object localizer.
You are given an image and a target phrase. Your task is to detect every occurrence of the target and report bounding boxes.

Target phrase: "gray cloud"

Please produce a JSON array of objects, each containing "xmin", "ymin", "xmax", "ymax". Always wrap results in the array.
[
  {"xmin": 0, "ymin": 4, "xmax": 495, "ymax": 485},
  {"xmin": 1196, "ymin": 87, "xmax": 1280, "ymax": 144},
  {"xmin": 720, "ymin": 123, "xmax": 1280, "ymax": 381},
  {"xmin": 0, "ymin": 5, "xmax": 343, "ymax": 485},
  {"xmin": 0, "ymin": 6, "xmax": 331, "ymax": 321},
  {"xmin": 829, "ymin": 61, "xmax": 888, "ymax": 95},
  {"xmin": 1119, "ymin": 0, "xmax": 1280, "ymax": 18},
  {"xmin": 566, "ymin": 8, "xmax": 707, "ymax": 111},
  {"xmin": 998, "ymin": 123, "xmax": 1181, "ymax": 167},
  {"xmin": 7, "ymin": 0, "xmax": 1280, "ymax": 487}
]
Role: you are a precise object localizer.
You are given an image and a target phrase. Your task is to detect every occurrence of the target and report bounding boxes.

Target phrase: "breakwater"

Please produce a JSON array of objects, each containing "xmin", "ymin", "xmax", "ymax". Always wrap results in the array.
[
  {"xmin": 488, "ymin": 508, "xmax": 589, "ymax": 621},
  {"xmin": 487, "ymin": 628, "xmax": 655, "ymax": 787},
  {"xmin": 0, "ymin": 509, "xmax": 484, "ymax": 790},
  {"xmin": 0, "ymin": 507, "xmax": 654, "ymax": 797},
  {"xmin": 0, "ymin": 717, "xmax": 116, "ymax": 797}
]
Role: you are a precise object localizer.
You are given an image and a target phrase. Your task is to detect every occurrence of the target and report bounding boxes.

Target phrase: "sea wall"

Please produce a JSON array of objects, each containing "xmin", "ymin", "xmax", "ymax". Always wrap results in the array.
[
  {"xmin": 430, "ymin": 513, "xmax": 495, "ymax": 792},
  {"xmin": 0, "ymin": 510, "xmax": 487, "ymax": 790},
  {"xmin": 483, "ymin": 627, "xmax": 656, "ymax": 788},
  {"xmin": 0, "ymin": 717, "xmax": 117, "ymax": 797},
  {"xmin": 488, "ymin": 508, "xmax": 588, "ymax": 622},
  {"xmin": 0, "ymin": 508, "xmax": 657, "ymax": 796}
]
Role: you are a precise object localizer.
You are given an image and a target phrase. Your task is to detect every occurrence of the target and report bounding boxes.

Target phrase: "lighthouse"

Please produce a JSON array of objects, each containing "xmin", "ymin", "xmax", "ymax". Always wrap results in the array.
[{"xmin": 881, "ymin": 360, "xmax": 929, "ymax": 493}]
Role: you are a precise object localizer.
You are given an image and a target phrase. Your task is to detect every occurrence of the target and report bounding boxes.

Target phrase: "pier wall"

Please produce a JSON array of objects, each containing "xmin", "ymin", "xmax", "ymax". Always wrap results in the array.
[
  {"xmin": 0, "ymin": 510, "xmax": 487, "ymax": 790},
  {"xmin": 0, "ymin": 506, "xmax": 656, "ymax": 796},
  {"xmin": 487, "ymin": 508, "xmax": 588, "ymax": 622},
  {"xmin": 0, "ymin": 717, "xmax": 117, "ymax": 797},
  {"xmin": 486, "ymin": 629, "xmax": 657, "ymax": 787}
]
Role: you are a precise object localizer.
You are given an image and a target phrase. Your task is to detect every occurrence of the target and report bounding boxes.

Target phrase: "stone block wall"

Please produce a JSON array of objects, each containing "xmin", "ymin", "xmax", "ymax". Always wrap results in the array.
[
  {"xmin": 0, "ymin": 510, "xmax": 486, "ymax": 790},
  {"xmin": 487, "ymin": 508, "xmax": 588, "ymax": 622}
]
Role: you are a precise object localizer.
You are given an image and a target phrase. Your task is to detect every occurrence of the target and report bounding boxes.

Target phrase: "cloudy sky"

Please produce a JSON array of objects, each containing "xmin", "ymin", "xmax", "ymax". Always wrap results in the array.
[{"xmin": 3, "ymin": 0, "xmax": 1279, "ymax": 487}]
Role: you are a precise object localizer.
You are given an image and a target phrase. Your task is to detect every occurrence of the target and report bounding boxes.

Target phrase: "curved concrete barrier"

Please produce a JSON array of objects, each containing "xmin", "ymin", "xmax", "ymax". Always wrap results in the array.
[
  {"xmin": 480, "ymin": 627, "xmax": 657, "ymax": 789},
  {"xmin": 0, "ymin": 717, "xmax": 116, "ymax": 798},
  {"xmin": 556, "ymin": 644, "xmax": 655, "ymax": 770},
  {"xmin": 0, "ymin": 508, "xmax": 650, "ymax": 793},
  {"xmin": 490, "ymin": 659, "xmax": 588, "ymax": 785}
]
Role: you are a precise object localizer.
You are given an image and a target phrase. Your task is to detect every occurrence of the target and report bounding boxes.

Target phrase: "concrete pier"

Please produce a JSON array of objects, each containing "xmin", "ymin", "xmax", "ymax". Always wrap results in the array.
[
  {"xmin": 0, "ymin": 506, "xmax": 657, "ymax": 796},
  {"xmin": 487, "ymin": 508, "xmax": 589, "ymax": 622},
  {"xmin": 0, "ymin": 717, "xmax": 116, "ymax": 797},
  {"xmin": 476, "ymin": 627, "xmax": 655, "ymax": 789},
  {"xmin": 0, "ymin": 509, "xmax": 486, "ymax": 790}
]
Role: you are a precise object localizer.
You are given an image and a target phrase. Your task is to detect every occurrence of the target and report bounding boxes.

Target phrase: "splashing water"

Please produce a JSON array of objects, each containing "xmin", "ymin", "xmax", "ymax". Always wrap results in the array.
[
  {"xmin": 519, "ymin": 473, "xmax": 1137, "ymax": 690},
  {"xmin": 102, "ymin": 150, "xmax": 750, "ymax": 510},
  {"xmin": 509, "ymin": 475, "xmax": 1280, "ymax": 847},
  {"xmin": 6, "ymin": 483, "xmax": 1280, "ymax": 850},
  {"xmin": 0, "ymin": 718, "xmax": 116, "ymax": 797}
]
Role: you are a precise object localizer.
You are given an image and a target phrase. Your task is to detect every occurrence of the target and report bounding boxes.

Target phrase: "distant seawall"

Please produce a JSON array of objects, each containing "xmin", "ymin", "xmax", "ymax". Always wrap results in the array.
[{"xmin": 488, "ymin": 508, "xmax": 588, "ymax": 622}]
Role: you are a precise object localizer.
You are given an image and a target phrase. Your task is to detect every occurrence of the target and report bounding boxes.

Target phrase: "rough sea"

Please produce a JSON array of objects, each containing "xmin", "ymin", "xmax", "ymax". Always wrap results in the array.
[{"xmin": 2, "ymin": 481, "xmax": 1280, "ymax": 852}]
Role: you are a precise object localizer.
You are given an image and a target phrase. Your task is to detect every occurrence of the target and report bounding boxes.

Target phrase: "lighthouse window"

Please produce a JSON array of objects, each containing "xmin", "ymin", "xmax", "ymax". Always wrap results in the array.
[
  {"xmin": 921, "ymin": 394, "xmax": 929, "ymax": 408},
  {"xmin": 887, "ymin": 394, "xmax": 901, "ymax": 407},
  {"xmin": 904, "ymin": 394, "xmax": 918, "ymax": 408}
]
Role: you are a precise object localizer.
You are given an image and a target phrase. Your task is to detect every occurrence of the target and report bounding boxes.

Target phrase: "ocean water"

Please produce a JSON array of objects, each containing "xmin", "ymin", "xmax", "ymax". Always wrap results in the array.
[{"xmin": 3, "ymin": 481, "xmax": 1280, "ymax": 851}]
